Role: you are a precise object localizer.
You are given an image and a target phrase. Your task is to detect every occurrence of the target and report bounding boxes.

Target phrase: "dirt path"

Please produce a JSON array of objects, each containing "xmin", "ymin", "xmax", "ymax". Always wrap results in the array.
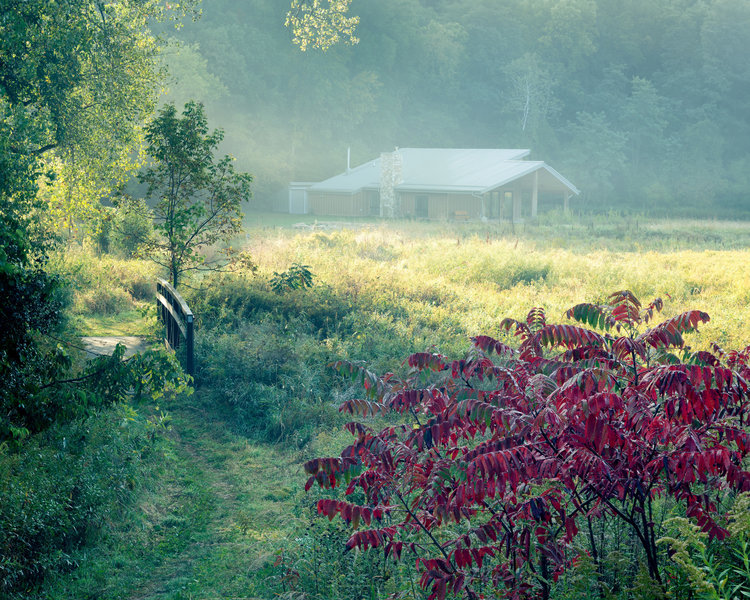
[{"xmin": 81, "ymin": 336, "xmax": 150, "ymax": 358}]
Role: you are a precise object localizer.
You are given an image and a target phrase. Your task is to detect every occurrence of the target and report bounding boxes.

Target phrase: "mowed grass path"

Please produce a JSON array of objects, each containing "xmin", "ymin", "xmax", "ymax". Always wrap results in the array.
[{"xmin": 42, "ymin": 393, "xmax": 303, "ymax": 600}]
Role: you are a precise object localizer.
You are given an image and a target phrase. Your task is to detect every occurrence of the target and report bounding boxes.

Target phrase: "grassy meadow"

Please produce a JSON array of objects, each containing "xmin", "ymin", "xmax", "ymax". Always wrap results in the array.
[
  {"xmin": 240, "ymin": 213, "xmax": 750, "ymax": 355},
  {"xmin": 21, "ymin": 213, "xmax": 750, "ymax": 600}
]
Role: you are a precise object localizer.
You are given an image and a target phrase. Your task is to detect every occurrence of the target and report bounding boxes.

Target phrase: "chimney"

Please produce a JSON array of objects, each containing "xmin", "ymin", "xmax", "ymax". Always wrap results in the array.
[{"xmin": 379, "ymin": 148, "xmax": 403, "ymax": 218}]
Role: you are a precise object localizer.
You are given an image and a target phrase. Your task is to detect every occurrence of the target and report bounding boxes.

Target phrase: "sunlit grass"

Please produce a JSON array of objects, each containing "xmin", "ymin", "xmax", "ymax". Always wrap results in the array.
[
  {"xmin": 51, "ymin": 246, "xmax": 160, "ymax": 336},
  {"xmin": 33, "ymin": 214, "xmax": 750, "ymax": 599},
  {"xmin": 70, "ymin": 308, "xmax": 157, "ymax": 336},
  {"xmin": 241, "ymin": 215, "xmax": 750, "ymax": 352}
]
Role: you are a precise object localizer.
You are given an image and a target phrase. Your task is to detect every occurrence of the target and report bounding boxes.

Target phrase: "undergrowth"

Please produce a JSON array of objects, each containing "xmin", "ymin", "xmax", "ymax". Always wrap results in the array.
[
  {"xmin": 0, "ymin": 405, "xmax": 161, "ymax": 597},
  {"xmin": 20, "ymin": 215, "xmax": 750, "ymax": 599},
  {"xmin": 50, "ymin": 247, "xmax": 159, "ymax": 335},
  {"xmin": 184, "ymin": 217, "xmax": 750, "ymax": 451}
]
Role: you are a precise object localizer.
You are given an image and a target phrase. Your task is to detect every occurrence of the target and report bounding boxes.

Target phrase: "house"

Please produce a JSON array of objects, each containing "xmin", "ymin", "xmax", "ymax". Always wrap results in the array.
[{"xmin": 289, "ymin": 148, "xmax": 579, "ymax": 221}]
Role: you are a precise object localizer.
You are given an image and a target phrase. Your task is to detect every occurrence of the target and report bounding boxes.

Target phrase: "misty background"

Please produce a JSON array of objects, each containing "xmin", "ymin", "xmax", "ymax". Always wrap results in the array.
[{"xmin": 158, "ymin": 0, "xmax": 750, "ymax": 218}]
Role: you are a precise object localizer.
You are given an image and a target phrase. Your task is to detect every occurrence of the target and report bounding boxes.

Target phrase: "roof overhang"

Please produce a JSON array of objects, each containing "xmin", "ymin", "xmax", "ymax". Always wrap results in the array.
[
  {"xmin": 305, "ymin": 149, "xmax": 579, "ymax": 196},
  {"xmin": 480, "ymin": 163, "xmax": 580, "ymax": 196}
]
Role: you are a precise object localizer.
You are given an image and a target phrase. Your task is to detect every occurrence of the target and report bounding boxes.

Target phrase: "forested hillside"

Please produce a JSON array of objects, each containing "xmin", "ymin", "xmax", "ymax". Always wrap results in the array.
[{"xmin": 165, "ymin": 0, "xmax": 750, "ymax": 216}]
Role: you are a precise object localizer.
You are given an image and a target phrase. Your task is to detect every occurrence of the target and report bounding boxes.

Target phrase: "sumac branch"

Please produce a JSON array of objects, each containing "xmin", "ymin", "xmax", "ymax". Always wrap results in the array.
[{"xmin": 305, "ymin": 292, "xmax": 750, "ymax": 599}]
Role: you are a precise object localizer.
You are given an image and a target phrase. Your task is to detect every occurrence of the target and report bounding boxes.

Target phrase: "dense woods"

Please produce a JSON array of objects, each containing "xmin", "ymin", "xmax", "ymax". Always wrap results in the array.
[{"xmin": 167, "ymin": 0, "xmax": 750, "ymax": 216}]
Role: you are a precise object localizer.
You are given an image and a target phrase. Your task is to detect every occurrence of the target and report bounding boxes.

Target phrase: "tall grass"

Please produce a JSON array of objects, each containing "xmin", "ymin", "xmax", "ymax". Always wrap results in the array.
[
  {"xmin": 26, "ymin": 215, "xmax": 750, "ymax": 599},
  {"xmin": 187, "ymin": 216, "xmax": 750, "ymax": 449},
  {"xmin": 50, "ymin": 246, "xmax": 159, "ymax": 335},
  {"xmin": 239, "ymin": 218, "xmax": 750, "ymax": 352}
]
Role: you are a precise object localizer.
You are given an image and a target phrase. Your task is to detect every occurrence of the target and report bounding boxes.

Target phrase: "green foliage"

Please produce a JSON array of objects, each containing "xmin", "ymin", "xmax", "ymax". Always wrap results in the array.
[
  {"xmin": 1, "ymin": 0, "xmax": 197, "ymax": 240},
  {"xmin": 0, "ymin": 404, "xmax": 159, "ymax": 597},
  {"xmin": 93, "ymin": 203, "xmax": 155, "ymax": 259},
  {"xmin": 285, "ymin": 0, "xmax": 360, "ymax": 51},
  {"xmin": 138, "ymin": 101, "xmax": 253, "ymax": 288},
  {"xmin": 1, "ymin": 340, "xmax": 189, "ymax": 445},
  {"xmin": 272, "ymin": 504, "xmax": 402, "ymax": 600},
  {"xmin": 0, "ymin": 263, "xmax": 69, "ymax": 438},
  {"xmin": 52, "ymin": 249, "xmax": 157, "ymax": 321},
  {"xmin": 170, "ymin": 0, "xmax": 750, "ymax": 215},
  {"xmin": 0, "ymin": 0, "xmax": 191, "ymax": 444},
  {"xmin": 659, "ymin": 494, "xmax": 750, "ymax": 600},
  {"xmin": 192, "ymin": 272, "xmax": 346, "ymax": 333},
  {"xmin": 111, "ymin": 199, "xmax": 155, "ymax": 259},
  {"xmin": 195, "ymin": 319, "xmax": 340, "ymax": 447},
  {"xmin": 270, "ymin": 263, "xmax": 315, "ymax": 292}
]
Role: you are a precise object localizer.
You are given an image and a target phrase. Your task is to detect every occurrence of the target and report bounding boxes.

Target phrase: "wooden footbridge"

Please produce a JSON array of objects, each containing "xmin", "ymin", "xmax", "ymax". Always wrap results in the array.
[
  {"xmin": 81, "ymin": 279, "xmax": 196, "ymax": 377},
  {"xmin": 156, "ymin": 278, "xmax": 195, "ymax": 377}
]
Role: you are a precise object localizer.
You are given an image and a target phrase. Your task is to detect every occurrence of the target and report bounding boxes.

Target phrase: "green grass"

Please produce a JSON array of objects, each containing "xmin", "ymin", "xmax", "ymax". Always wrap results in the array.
[
  {"xmin": 243, "ymin": 209, "xmax": 750, "ymax": 251},
  {"xmin": 70, "ymin": 308, "xmax": 158, "ymax": 336},
  {"xmin": 236, "ymin": 214, "xmax": 750, "ymax": 352},
  {"xmin": 37, "ymin": 393, "xmax": 312, "ymax": 600},
  {"xmin": 50, "ymin": 246, "xmax": 160, "ymax": 337},
  {"xmin": 28, "ymin": 214, "xmax": 750, "ymax": 599}
]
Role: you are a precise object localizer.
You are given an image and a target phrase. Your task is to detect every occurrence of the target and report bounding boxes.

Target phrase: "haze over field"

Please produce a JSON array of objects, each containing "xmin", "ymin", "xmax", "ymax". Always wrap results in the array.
[{"xmin": 162, "ymin": 0, "xmax": 750, "ymax": 217}]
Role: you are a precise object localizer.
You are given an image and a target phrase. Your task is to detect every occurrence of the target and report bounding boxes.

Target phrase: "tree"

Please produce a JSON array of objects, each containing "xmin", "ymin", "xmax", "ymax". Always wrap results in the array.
[
  {"xmin": 285, "ymin": 0, "xmax": 360, "ymax": 51},
  {"xmin": 501, "ymin": 53, "xmax": 559, "ymax": 141},
  {"xmin": 1, "ymin": 0, "xmax": 198, "ymax": 239},
  {"xmin": 137, "ymin": 101, "xmax": 253, "ymax": 288},
  {"xmin": 305, "ymin": 291, "xmax": 750, "ymax": 599},
  {"xmin": 0, "ymin": 0, "xmax": 194, "ymax": 438},
  {"xmin": 562, "ymin": 111, "xmax": 627, "ymax": 202}
]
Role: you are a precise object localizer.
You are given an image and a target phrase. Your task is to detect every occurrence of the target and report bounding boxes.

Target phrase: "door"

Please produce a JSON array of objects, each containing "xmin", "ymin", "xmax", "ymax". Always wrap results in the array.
[
  {"xmin": 369, "ymin": 191, "xmax": 380, "ymax": 216},
  {"xmin": 416, "ymin": 195, "xmax": 429, "ymax": 218}
]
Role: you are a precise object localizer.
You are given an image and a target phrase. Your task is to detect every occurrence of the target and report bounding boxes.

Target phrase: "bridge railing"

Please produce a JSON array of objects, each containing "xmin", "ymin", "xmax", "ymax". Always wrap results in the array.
[{"xmin": 156, "ymin": 278, "xmax": 194, "ymax": 376}]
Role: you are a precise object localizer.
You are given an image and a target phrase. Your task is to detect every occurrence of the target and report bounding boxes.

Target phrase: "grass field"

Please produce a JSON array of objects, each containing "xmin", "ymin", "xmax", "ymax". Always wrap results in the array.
[
  {"xmin": 37, "ymin": 393, "xmax": 305, "ymax": 600},
  {"xmin": 240, "ymin": 213, "xmax": 750, "ymax": 352},
  {"xmin": 29, "ymin": 213, "xmax": 750, "ymax": 599}
]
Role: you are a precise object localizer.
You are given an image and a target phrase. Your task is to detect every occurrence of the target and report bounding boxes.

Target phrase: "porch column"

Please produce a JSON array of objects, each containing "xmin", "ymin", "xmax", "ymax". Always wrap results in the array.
[
  {"xmin": 531, "ymin": 170, "xmax": 538, "ymax": 218},
  {"xmin": 512, "ymin": 190, "xmax": 521, "ymax": 223},
  {"xmin": 564, "ymin": 192, "xmax": 570, "ymax": 213}
]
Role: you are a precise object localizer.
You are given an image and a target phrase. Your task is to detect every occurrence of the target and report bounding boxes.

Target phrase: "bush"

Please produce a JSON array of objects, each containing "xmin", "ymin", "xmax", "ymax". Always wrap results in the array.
[
  {"xmin": 76, "ymin": 285, "xmax": 135, "ymax": 315},
  {"xmin": 111, "ymin": 199, "xmax": 153, "ymax": 259},
  {"xmin": 51, "ymin": 249, "xmax": 157, "ymax": 315},
  {"xmin": 195, "ymin": 321, "xmax": 342, "ymax": 446},
  {"xmin": 190, "ymin": 274, "xmax": 350, "ymax": 335},
  {"xmin": 0, "ymin": 406, "xmax": 154, "ymax": 597},
  {"xmin": 305, "ymin": 291, "xmax": 750, "ymax": 600}
]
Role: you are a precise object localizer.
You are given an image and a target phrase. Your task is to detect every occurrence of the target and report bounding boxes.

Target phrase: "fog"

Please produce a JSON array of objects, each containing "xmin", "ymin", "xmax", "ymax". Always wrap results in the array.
[{"xmin": 161, "ymin": 0, "xmax": 750, "ymax": 218}]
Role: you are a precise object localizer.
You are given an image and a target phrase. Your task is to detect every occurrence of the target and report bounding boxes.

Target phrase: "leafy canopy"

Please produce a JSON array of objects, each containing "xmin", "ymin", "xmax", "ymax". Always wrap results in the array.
[
  {"xmin": 0, "ymin": 0, "xmax": 193, "ymax": 440},
  {"xmin": 135, "ymin": 101, "xmax": 252, "ymax": 288},
  {"xmin": 307, "ymin": 291, "xmax": 750, "ymax": 600},
  {"xmin": 285, "ymin": 0, "xmax": 359, "ymax": 51},
  {"xmin": 1, "ymin": 0, "xmax": 198, "ymax": 238}
]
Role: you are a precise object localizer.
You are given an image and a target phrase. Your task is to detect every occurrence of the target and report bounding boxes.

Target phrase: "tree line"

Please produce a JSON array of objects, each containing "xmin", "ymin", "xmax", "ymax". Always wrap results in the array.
[{"xmin": 168, "ymin": 0, "xmax": 750, "ymax": 216}]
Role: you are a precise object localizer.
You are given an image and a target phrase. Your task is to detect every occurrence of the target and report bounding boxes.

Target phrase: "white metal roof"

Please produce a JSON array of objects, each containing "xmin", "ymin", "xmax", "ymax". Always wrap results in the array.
[{"xmin": 308, "ymin": 148, "xmax": 579, "ymax": 195}]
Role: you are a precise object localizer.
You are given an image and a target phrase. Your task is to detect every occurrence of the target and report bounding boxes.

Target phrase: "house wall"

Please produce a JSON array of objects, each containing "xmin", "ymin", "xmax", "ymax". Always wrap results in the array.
[
  {"xmin": 308, "ymin": 191, "xmax": 370, "ymax": 217},
  {"xmin": 307, "ymin": 185, "xmax": 566, "ymax": 220},
  {"xmin": 400, "ymin": 192, "xmax": 483, "ymax": 219}
]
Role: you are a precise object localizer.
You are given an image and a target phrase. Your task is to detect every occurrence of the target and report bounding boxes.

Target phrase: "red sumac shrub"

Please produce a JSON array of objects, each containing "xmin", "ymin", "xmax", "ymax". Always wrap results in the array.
[{"xmin": 305, "ymin": 291, "xmax": 750, "ymax": 599}]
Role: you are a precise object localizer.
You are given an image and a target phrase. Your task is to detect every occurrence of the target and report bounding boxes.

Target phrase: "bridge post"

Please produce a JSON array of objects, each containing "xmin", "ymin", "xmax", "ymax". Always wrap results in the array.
[
  {"xmin": 186, "ymin": 314, "xmax": 194, "ymax": 377},
  {"xmin": 156, "ymin": 277, "xmax": 195, "ymax": 378}
]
